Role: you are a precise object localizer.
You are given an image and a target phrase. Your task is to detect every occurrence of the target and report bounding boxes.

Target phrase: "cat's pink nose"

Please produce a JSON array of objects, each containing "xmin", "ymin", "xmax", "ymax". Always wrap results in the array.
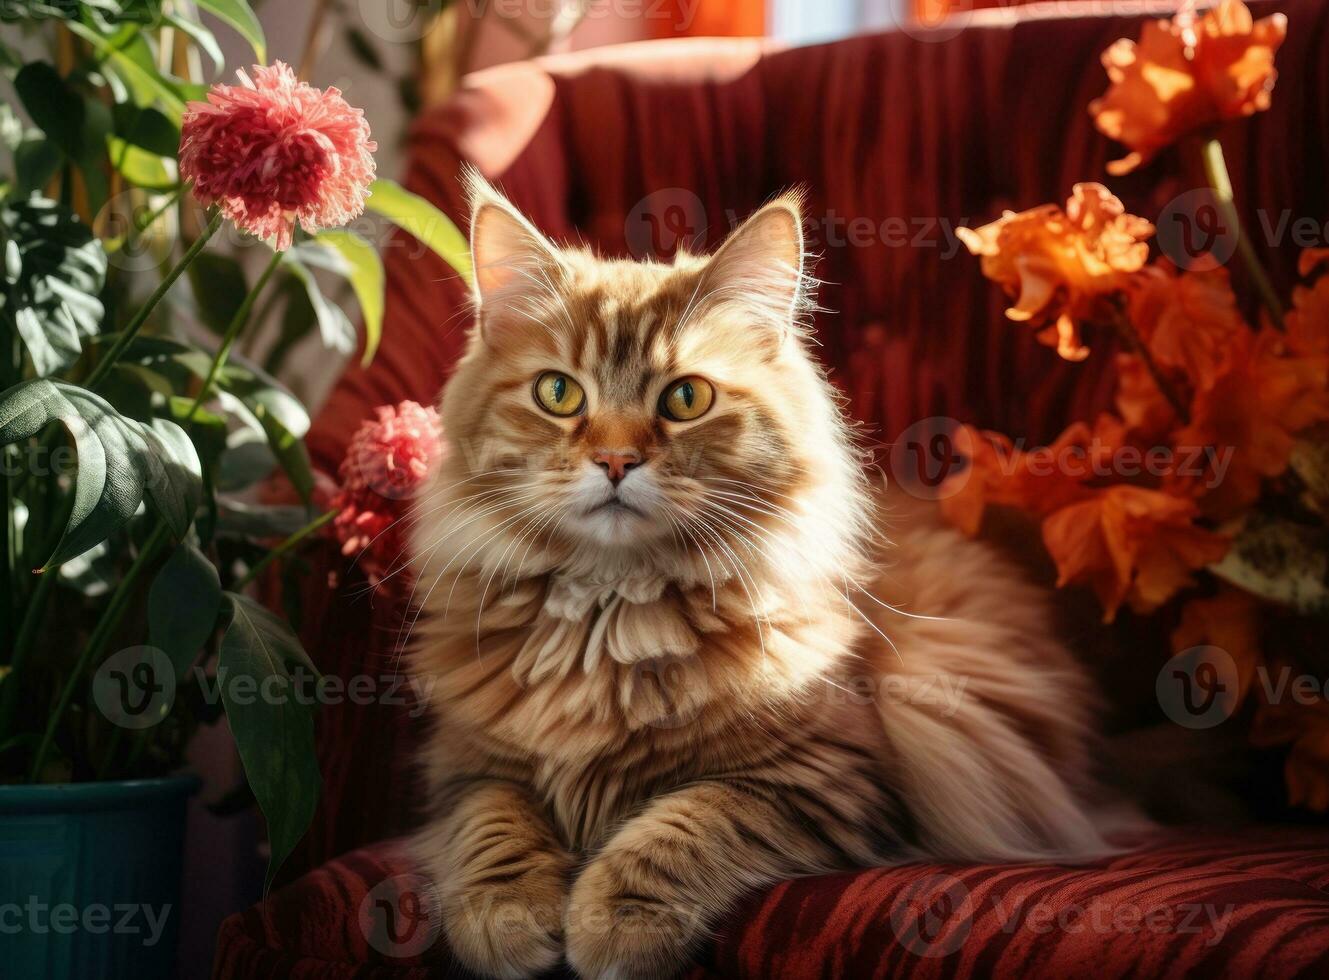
[{"xmin": 592, "ymin": 449, "xmax": 641, "ymax": 486}]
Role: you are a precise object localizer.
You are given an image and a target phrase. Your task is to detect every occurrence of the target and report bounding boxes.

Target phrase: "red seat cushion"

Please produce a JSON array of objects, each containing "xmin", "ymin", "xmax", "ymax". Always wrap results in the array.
[{"xmin": 214, "ymin": 828, "xmax": 1329, "ymax": 978}]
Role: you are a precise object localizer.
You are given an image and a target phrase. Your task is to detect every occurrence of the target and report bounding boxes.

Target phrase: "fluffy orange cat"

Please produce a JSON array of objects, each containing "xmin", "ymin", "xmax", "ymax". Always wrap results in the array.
[{"xmin": 409, "ymin": 173, "xmax": 1130, "ymax": 979}]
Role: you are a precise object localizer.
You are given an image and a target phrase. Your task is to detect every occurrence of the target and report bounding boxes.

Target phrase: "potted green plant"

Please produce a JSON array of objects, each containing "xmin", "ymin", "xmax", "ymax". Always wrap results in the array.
[{"xmin": 0, "ymin": 3, "xmax": 468, "ymax": 976}]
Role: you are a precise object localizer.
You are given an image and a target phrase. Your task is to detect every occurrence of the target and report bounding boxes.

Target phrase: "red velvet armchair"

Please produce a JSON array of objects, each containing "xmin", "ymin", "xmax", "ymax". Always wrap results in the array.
[{"xmin": 214, "ymin": 3, "xmax": 1329, "ymax": 976}]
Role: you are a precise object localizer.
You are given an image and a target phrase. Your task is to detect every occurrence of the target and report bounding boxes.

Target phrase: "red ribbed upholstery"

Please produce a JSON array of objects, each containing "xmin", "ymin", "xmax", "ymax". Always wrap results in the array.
[
  {"xmin": 216, "ymin": 2, "xmax": 1329, "ymax": 975},
  {"xmin": 215, "ymin": 829, "xmax": 1329, "ymax": 978}
]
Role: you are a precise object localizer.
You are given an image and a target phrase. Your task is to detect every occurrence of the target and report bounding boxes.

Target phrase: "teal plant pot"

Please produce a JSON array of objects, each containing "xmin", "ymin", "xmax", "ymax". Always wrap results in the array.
[{"xmin": 0, "ymin": 775, "xmax": 199, "ymax": 980}]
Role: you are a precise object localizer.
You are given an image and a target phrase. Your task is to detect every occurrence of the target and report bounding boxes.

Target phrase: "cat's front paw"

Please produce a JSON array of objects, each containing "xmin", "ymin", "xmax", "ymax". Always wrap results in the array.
[
  {"xmin": 564, "ymin": 857, "xmax": 703, "ymax": 980},
  {"xmin": 440, "ymin": 868, "xmax": 567, "ymax": 979}
]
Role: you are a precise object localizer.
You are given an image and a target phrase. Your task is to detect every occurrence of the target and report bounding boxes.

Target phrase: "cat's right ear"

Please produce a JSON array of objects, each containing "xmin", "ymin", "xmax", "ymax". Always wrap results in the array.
[{"xmin": 464, "ymin": 168, "xmax": 564, "ymax": 329}]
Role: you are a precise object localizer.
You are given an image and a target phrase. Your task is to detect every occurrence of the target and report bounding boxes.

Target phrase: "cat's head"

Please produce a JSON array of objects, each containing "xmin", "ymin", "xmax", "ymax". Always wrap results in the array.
[{"xmin": 432, "ymin": 173, "xmax": 866, "ymax": 580}]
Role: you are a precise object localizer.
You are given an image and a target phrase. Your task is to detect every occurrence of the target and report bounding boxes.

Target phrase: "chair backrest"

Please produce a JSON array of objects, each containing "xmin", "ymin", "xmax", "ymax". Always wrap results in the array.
[{"xmin": 292, "ymin": 1, "xmax": 1327, "ymax": 876}]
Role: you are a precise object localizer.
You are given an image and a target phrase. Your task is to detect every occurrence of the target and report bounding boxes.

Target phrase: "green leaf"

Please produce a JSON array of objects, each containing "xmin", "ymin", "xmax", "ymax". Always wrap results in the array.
[
  {"xmin": 345, "ymin": 28, "xmax": 383, "ymax": 70},
  {"xmin": 261, "ymin": 412, "xmax": 314, "ymax": 506},
  {"xmin": 0, "ymin": 0, "xmax": 160, "ymax": 27},
  {"xmin": 220, "ymin": 391, "xmax": 313, "ymax": 505},
  {"xmin": 12, "ymin": 63, "xmax": 115, "ymax": 212},
  {"xmin": 107, "ymin": 135, "xmax": 177, "ymax": 190},
  {"xmin": 216, "ymin": 500, "xmax": 312, "ymax": 538},
  {"xmin": 13, "ymin": 62, "xmax": 83, "ymax": 161},
  {"xmin": 314, "ymin": 229, "xmax": 385, "ymax": 365},
  {"xmin": 83, "ymin": 334, "xmax": 312, "ymax": 504},
  {"xmin": 1210, "ymin": 512, "xmax": 1329, "ymax": 614},
  {"xmin": 187, "ymin": 253, "xmax": 248, "ymax": 335},
  {"xmin": 150, "ymin": 540, "xmax": 222, "ymax": 678},
  {"xmin": 12, "ymin": 64, "xmax": 112, "ymax": 214},
  {"xmin": 14, "ymin": 138, "xmax": 63, "ymax": 197},
  {"xmin": 0, "ymin": 380, "xmax": 201, "ymax": 566},
  {"xmin": 366, "ymin": 178, "xmax": 473, "ymax": 282},
  {"xmin": 67, "ymin": 22, "xmax": 187, "ymax": 122},
  {"xmin": 112, "ymin": 104, "xmax": 180, "ymax": 157},
  {"xmin": 164, "ymin": 12, "xmax": 223, "ymax": 74},
  {"xmin": 195, "ymin": 0, "xmax": 266, "ymax": 62},
  {"xmin": 0, "ymin": 197, "xmax": 107, "ymax": 376},
  {"xmin": 218, "ymin": 592, "xmax": 319, "ymax": 889},
  {"xmin": 89, "ymin": 333, "xmax": 310, "ymax": 440},
  {"xmin": 264, "ymin": 276, "xmax": 317, "ymax": 375},
  {"xmin": 77, "ymin": 100, "xmax": 114, "ymax": 216},
  {"xmin": 145, "ymin": 416, "xmax": 205, "ymax": 536},
  {"xmin": 221, "ymin": 358, "xmax": 310, "ymax": 439},
  {"xmin": 283, "ymin": 252, "xmax": 355, "ymax": 354},
  {"xmin": 212, "ymin": 356, "xmax": 313, "ymax": 506},
  {"xmin": 217, "ymin": 439, "xmax": 276, "ymax": 491}
]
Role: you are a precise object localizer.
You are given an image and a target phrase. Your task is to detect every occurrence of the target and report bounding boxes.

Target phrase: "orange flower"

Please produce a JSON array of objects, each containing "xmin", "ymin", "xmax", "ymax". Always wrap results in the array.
[
  {"xmin": 1115, "ymin": 353, "xmax": 1180, "ymax": 442},
  {"xmin": 1041, "ymin": 485, "xmax": 1229, "ymax": 620},
  {"xmin": 939, "ymin": 422, "xmax": 1105, "ymax": 535},
  {"xmin": 1175, "ymin": 329, "xmax": 1329, "ymax": 518},
  {"xmin": 958, "ymin": 184, "xmax": 1154, "ymax": 361},
  {"xmin": 1286, "ymin": 248, "xmax": 1329, "ymax": 358},
  {"xmin": 1090, "ymin": 0, "xmax": 1287, "ymax": 175},
  {"xmin": 1127, "ymin": 261, "xmax": 1246, "ymax": 390},
  {"xmin": 1170, "ymin": 587, "xmax": 1261, "ymax": 705}
]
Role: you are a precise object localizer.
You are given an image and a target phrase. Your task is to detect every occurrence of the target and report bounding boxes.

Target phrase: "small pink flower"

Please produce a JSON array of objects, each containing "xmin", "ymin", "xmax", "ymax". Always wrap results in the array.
[
  {"xmin": 180, "ymin": 62, "xmax": 376, "ymax": 250},
  {"xmin": 331, "ymin": 401, "xmax": 444, "ymax": 587},
  {"xmin": 340, "ymin": 401, "xmax": 445, "ymax": 500}
]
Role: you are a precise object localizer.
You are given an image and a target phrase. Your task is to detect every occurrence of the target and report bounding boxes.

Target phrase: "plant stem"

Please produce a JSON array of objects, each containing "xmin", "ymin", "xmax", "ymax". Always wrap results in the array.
[
  {"xmin": 27, "ymin": 522, "xmax": 169, "ymax": 783},
  {"xmin": 0, "ymin": 509, "xmax": 66, "ymax": 740},
  {"xmin": 1112, "ymin": 307, "xmax": 1192, "ymax": 425},
  {"xmin": 297, "ymin": 0, "xmax": 334, "ymax": 81},
  {"xmin": 1200, "ymin": 137, "xmax": 1285, "ymax": 329},
  {"xmin": 1, "ymin": 452, "xmax": 11, "ymax": 665},
  {"xmin": 96, "ymin": 719, "xmax": 126, "ymax": 781},
  {"xmin": 85, "ymin": 211, "xmax": 223, "ymax": 392},
  {"xmin": 56, "ymin": 250, "xmax": 285, "ymax": 782},
  {"xmin": 185, "ymin": 250, "xmax": 285, "ymax": 424},
  {"xmin": 237, "ymin": 509, "xmax": 336, "ymax": 590},
  {"xmin": 124, "ymin": 187, "xmax": 183, "ymax": 249}
]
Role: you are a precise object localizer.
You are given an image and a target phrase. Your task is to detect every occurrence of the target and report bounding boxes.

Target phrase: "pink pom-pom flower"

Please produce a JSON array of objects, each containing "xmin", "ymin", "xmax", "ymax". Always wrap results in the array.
[
  {"xmin": 331, "ymin": 401, "xmax": 444, "ymax": 587},
  {"xmin": 179, "ymin": 62, "xmax": 377, "ymax": 250}
]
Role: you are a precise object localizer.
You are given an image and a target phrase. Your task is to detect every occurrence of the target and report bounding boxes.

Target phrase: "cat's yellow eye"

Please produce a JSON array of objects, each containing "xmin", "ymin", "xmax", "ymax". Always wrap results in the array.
[
  {"xmin": 659, "ymin": 376, "xmax": 714, "ymax": 422},
  {"xmin": 533, "ymin": 371, "xmax": 586, "ymax": 417}
]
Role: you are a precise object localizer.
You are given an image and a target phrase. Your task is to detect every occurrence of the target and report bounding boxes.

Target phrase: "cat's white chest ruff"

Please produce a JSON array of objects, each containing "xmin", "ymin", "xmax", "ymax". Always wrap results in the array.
[{"xmin": 511, "ymin": 573, "xmax": 698, "ymax": 682}]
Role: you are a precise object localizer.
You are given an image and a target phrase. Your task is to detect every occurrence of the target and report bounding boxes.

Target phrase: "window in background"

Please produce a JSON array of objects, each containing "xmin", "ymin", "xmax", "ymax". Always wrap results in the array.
[{"xmin": 770, "ymin": 0, "xmax": 907, "ymax": 44}]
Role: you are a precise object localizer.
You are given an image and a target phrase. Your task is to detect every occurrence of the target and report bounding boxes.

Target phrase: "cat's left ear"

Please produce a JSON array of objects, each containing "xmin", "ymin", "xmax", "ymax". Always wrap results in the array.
[
  {"xmin": 698, "ymin": 192, "xmax": 808, "ymax": 335},
  {"xmin": 463, "ymin": 167, "xmax": 565, "ymax": 320}
]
